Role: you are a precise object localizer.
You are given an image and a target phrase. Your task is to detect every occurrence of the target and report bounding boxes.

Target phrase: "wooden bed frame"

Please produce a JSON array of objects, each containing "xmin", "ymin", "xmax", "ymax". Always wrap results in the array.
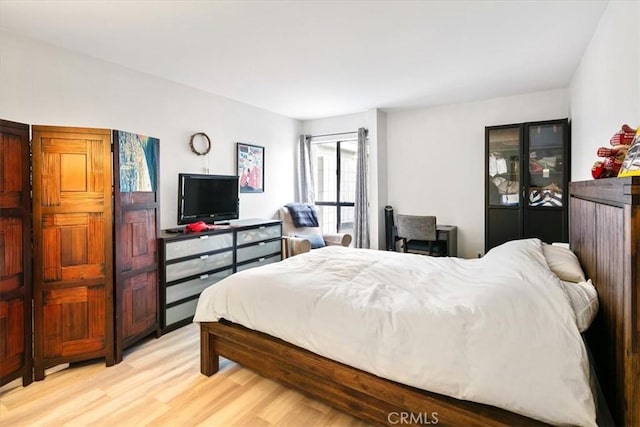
[
  {"xmin": 200, "ymin": 177, "xmax": 639, "ymax": 426},
  {"xmin": 569, "ymin": 177, "xmax": 639, "ymax": 427}
]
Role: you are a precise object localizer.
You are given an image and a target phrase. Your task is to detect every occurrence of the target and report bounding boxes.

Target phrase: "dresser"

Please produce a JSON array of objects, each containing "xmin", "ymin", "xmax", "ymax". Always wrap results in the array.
[{"xmin": 159, "ymin": 218, "xmax": 282, "ymax": 333}]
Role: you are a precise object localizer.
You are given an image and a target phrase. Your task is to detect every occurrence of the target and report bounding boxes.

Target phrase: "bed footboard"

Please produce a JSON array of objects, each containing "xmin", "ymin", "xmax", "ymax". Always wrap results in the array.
[{"xmin": 199, "ymin": 320, "xmax": 546, "ymax": 427}]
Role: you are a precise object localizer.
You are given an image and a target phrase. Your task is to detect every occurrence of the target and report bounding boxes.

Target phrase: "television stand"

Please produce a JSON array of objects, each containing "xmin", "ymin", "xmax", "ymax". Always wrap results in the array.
[{"xmin": 158, "ymin": 219, "xmax": 283, "ymax": 333}]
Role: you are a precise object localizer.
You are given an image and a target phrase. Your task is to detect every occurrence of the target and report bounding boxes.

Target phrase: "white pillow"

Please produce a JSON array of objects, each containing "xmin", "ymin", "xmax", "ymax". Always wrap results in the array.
[
  {"xmin": 562, "ymin": 279, "xmax": 599, "ymax": 332},
  {"xmin": 542, "ymin": 243, "xmax": 586, "ymax": 283}
]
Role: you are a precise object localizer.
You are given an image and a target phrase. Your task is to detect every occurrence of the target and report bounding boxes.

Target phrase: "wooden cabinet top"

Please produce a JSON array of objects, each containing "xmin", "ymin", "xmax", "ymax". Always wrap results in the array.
[
  {"xmin": 159, "ymin": 218, "xmax": 282, "ymax": 241},
  {"xmin": 569, "ymin": 177, "xmax": 639, "ymax": 207}
]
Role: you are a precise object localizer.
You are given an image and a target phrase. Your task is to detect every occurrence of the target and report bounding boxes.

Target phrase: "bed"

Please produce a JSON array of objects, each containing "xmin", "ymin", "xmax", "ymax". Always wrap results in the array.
[
  {"xmin": 196, "ymin": 177, "xmax": 639, "ymax": 426},
  {"xmin": 568, "ymin": 177, "xmax": 639, "ymax": 427}
]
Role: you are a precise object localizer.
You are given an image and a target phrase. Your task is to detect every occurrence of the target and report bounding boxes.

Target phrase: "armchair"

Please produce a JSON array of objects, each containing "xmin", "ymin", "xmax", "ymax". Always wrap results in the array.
[{"xmin": 278, "ymin": 205, "xmax": 352, "ymax": 257}]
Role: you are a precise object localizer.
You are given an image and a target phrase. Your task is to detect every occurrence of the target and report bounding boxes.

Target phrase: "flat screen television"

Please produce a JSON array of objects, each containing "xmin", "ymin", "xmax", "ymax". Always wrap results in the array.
[{"xmin": 177, "ymin": 173, "xmax": 239, "ymax": 225}]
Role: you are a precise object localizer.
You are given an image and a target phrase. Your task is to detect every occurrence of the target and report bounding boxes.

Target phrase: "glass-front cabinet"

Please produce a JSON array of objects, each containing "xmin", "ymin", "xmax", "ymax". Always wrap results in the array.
[
  {"xmin": 485, "ymin": 119, "xmax": 569, "ymax": 252},
  {"xmin": 487, "ymin": 126, "xmax": 521, "ymax": 207},
  {"xmin": 527, "ymin": 123, "xmax": 566, "ymax": 207}
]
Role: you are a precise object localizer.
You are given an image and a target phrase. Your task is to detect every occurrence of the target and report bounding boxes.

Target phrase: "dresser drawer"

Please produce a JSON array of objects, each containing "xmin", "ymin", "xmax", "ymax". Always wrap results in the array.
[
  {"xmin": 166, "ymin": 250, "xmax": 233, "ymax": 282},
  {"xmin": 237, "ymin": 239, "xmax": 281, "ymax": 263},
  {"xmin": 166, "ymin": 298, "xmax": 199, "ymax": 326},
  {"xmin": 237, "ymin": 254, "xmax": 281, "ymax": 272},
  {"xmin": 165, "ymin": 233, "xmax": 233, "ymax": 261},
  {"xmin": 236, "ymin": 224, "xmax": 281, "ymax": 245},
  {"xmin": 166, "ymin": 268, "xmax": 232, "ymax": 304}
]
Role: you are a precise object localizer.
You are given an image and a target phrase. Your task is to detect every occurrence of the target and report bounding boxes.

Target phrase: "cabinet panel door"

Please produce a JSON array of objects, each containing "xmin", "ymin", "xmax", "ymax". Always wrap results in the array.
[
  {"xmin": 487, "ymin": 126, "xmax": 521, "ymax": 208},
  {"xmin": 523, "ymin": 120, "xmax": 569, "ymax": 244},
  {"xmin": 486, "ymin": 208, "xmax": 520, "ymax": 252},
  {"xmin": 523, "ymin": 209, "xmax": 565, "ymax": 243},
  {"xmin": 0, "ymin": 120, "xmax": 32, "ymax": 386},
  {"xmin": 0, "ymin": 298, "xmax": 25, "ymax": 380},
  {"xmin": 32, "ymin": 126, "xmax": 113, "ymax": 380},
  {"xmin": 121, "ymin": 271, "xmax": 158, "ymax": 339},
  {"xmin": 526, "ymin": 123, "xmax": 566, "ymax": 208}
]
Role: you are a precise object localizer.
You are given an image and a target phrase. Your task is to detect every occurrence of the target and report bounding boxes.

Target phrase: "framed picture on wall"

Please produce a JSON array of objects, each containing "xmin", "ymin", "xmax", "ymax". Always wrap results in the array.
[{"xmin": 236, "ymin": 142, "xmax": 264, "ymax": 193}]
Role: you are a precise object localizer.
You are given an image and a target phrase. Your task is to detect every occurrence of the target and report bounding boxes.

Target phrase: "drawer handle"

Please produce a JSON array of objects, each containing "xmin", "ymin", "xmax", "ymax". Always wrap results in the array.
[
  {"xmin": 200, "ymin": 274, "xmax": 209, "ymax": 280},
  {"xmin": 259, "ymin": 242, "xmax": 265, "ymax": 246},
  {"xmin": 259, "ymin": 257, "xmax": 265, "ymax": 262},
  {"xmin": 200, "ymin": 235, "xmax": 209, "ymax": 240},
  {"xmin": 200, "ymin": 254, "xmax": 209, "ymax": 260}
]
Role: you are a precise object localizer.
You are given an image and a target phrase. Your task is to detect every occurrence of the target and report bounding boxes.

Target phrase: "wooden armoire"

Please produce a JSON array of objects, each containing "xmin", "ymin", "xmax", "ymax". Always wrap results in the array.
[{"xmin": 0, "ymin": 122, "xmax": 160, "ymax": 383}]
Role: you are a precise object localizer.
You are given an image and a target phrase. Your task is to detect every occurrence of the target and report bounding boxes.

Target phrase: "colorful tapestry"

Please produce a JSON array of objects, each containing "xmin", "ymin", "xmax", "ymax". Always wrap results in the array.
[{"xmin": 116, "ymin": 130, "xmax": 159, "ymax": 192}]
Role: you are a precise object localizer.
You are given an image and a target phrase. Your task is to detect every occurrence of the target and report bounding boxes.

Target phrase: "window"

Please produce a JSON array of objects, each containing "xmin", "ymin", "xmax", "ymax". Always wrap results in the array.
[{"xmin": 312, "ymin": 140, "xmax": 357, "ymax": 237}]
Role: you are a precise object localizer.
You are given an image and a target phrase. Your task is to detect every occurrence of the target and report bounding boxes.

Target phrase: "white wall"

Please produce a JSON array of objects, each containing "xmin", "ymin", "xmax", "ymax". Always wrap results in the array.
[
  {"xmin": 367, "ymin": 108, "xmax": 388, "ymax": 250},
  {"xmin": 386, "ymin": 89, "xmax": 569, "ymax": 259},
  {"xmin": 0, "ymin": 30, "xmax": 300, "ymax": 228},
  {"xmin": 301, "ymin": 112, "xmax": 368, "ymax": 136},
  {"xmin": 570, "ymin": 0, "xmax": 640, "ymax": 180}
]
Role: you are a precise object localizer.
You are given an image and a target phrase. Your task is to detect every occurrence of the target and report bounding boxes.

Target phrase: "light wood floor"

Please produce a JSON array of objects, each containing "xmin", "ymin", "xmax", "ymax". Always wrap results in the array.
[{"xmin": 0, "ymin": 324, "xmax": 369, "ymax": 427}]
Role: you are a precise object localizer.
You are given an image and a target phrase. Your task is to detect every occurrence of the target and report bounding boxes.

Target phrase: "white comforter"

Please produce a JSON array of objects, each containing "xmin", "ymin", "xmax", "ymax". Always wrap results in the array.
[{"xmin": 194, "ymin": 238, "xmax": 595, "ymax": 426}]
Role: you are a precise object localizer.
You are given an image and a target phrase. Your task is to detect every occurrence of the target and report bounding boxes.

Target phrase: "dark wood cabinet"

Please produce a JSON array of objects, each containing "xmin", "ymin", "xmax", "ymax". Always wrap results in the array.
[
  {"xmin": 0, "ymin": 120, "xmax": 32, "ymax": 387},
  {"xmin": 159, "ymin": 219, "xmax": 282, "ymax": 333},
  {"xmin": 485, "ymin": 119, "xmax": 570, "ymax": 252}
]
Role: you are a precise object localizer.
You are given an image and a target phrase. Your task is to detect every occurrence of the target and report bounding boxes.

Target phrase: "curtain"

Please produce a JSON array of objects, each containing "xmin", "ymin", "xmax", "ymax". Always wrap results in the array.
[
  {"xmin": 295, "ymin": 135, "xmax": 315, "ymax": 203},
  {"xmin": 354, "ymin": 127, "xmax": 369, "ymax": 248}
]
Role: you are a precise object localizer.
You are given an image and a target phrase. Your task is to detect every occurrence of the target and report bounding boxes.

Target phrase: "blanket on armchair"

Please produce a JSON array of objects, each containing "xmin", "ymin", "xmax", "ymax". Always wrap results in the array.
[{"xmin": 285, "ymin": 203, "xmax": 319, "ymax": 228}]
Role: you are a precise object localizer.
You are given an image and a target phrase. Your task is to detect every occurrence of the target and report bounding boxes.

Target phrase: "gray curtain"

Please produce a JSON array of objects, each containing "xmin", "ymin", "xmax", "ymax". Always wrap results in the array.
[
  {"xmin": 295, "ymin": 135, "xmax": 315, "ymax": 203},
  {"xmin": 354, "ymin": 127, "xmax": 369, "ymax": 248}
]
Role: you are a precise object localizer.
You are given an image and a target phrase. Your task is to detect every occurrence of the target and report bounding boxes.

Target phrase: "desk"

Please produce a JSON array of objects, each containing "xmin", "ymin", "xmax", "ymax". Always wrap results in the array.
[
  {"xmin": 435, "ymin": 225, "xmax": 457, "ymax": 257},
  {"xmin": 392, "ymin": 224, "xmax": 458, "ymax": 257}
]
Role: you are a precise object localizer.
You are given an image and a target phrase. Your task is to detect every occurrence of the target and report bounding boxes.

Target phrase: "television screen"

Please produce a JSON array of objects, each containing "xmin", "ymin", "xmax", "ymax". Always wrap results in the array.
[{"xmin": 178, "ymin": 174, "xmax": 239, "ymax": 224}]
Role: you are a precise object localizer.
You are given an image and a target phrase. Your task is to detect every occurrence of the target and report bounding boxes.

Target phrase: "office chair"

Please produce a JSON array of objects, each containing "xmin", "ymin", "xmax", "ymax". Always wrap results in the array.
[{"xmin": 395, "ymin": 214, "xmax": 446, "ymax": 256}]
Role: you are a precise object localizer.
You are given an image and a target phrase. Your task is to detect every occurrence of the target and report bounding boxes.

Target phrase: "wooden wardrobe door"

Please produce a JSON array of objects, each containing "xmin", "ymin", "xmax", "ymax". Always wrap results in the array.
[
  {"xmin": 0, "ymin": 120, "xmax": 32, "ymax": 387},
  {"xmin": 112, "ymin": 130, "xmax": 160, "ymax": 363},
  {"xmin": 31, "ymin": 126, "xmax": 113, "ymax": 380}
]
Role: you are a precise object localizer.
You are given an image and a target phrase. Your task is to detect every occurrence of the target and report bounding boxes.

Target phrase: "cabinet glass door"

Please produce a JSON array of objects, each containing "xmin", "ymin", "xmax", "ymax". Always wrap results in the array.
[
  {"xmin": 487, "ymin": 127, "xmax": 520, "ymax": 207},
  {"xmin": 527, "ymin": 124, "xmax": 565, "ymax": 207}
]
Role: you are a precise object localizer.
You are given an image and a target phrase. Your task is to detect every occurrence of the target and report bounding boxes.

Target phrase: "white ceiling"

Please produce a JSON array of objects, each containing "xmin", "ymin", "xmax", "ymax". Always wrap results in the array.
[{"xmin": 0, "ymin": 0, "xmax": 607, "ymax": 120}]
